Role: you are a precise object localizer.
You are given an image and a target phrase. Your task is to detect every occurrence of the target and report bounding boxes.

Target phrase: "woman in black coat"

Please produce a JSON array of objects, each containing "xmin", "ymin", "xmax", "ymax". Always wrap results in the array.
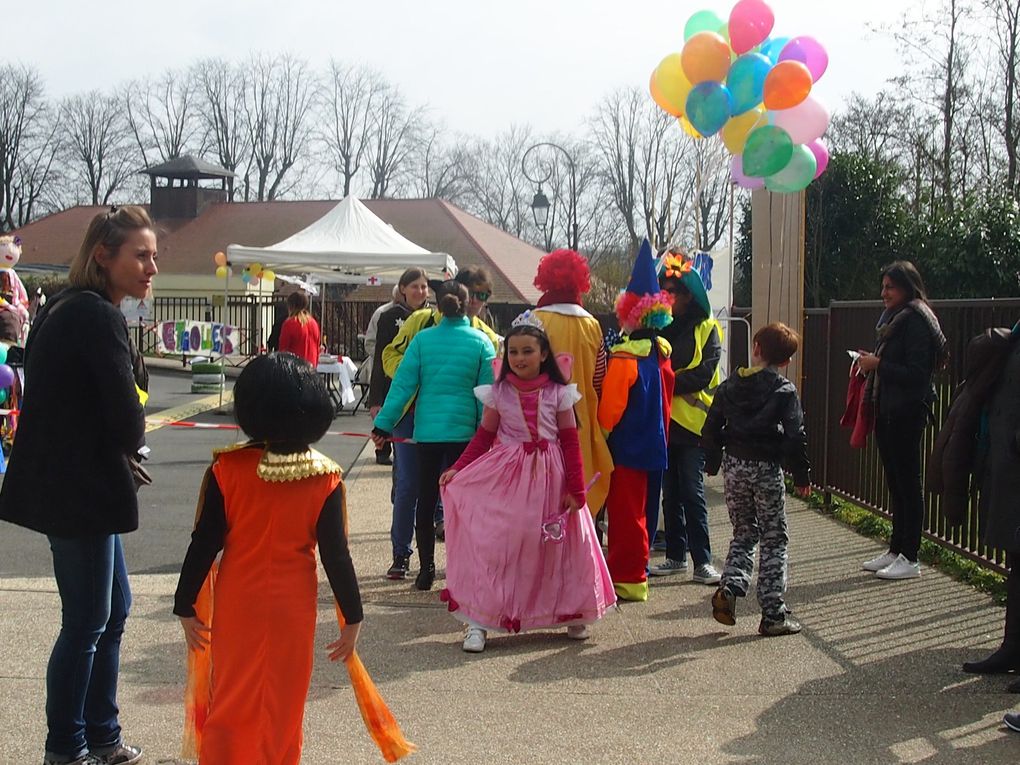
[
  {"xmin": 856, "ymin": 261, "xmax": 947, "ymax": 581},
  {"xmin": 962, "ymin": 322, "xmax": 1020, "ymax": 690},
  {"xmin": 0, "ymin": 206, "xmax": 157, "ymax": 765}
]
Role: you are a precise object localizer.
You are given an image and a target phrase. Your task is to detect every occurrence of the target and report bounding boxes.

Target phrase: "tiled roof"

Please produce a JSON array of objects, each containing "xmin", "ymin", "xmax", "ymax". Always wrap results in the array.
[{"xmin": 11, "ymin": 198, "xmax": 542, "ymax": 304}]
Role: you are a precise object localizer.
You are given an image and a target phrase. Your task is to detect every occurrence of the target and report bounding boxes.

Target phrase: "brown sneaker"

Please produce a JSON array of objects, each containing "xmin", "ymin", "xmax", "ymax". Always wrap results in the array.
[
  {"xmin": 88, "ymin": 743, "xmax": 142, "ymax": 765},
  {"xmin": 758, "ymin": 613, "xmax": 803, "ymax": 637},
  {"xmin": 711, "ymin": 587, "xmax": 736, "ymax": 626}
]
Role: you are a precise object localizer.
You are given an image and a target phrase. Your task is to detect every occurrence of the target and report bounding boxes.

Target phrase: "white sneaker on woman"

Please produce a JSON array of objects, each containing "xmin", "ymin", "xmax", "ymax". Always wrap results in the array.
[
  {"xmin": 875, "ymin": 554, "xmax": 920, "ymax": 580},
  {"xmin": 462, "ymin": 627, "xmax": 486, "ymax": 653},
  {"xmin": 566, "ymin": 625, "xmax": 590, "ymax": 640},
  {"xmin": 862, "ymin": 551, "xmax": 898, "ymax": 572}
]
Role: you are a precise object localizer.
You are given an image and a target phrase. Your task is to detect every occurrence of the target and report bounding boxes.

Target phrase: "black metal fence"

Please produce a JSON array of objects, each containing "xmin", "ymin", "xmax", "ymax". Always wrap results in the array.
[{"xmin": 794, "ymin": 299, "xmax": 1020, "ymax": 575}]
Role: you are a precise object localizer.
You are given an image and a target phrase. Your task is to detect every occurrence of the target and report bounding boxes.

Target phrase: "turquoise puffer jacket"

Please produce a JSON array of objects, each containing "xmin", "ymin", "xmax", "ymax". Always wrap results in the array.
[{"xmin": 374, "ymin": 317, "xmax": 496, "ymax": 443}]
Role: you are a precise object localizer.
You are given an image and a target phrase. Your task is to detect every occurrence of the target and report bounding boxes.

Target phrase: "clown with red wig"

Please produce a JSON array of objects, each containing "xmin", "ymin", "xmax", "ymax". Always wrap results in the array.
[
  {"xmin": 532, "ymin": 249, "xmax": 614, "ymax": 515},
  {"xmin": 597, "ymin": 239, "xmax": 675, "ymax": 602}
]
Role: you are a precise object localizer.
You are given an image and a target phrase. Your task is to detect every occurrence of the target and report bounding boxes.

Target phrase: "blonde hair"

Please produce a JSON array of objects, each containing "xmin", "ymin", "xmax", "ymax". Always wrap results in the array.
[{"xmin": 68, "ymin": 206, "xmax": 154, "ymax": 294}]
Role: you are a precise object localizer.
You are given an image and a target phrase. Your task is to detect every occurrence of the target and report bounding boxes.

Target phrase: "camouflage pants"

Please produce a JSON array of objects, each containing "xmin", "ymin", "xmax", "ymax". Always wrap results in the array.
[{"xmin": 720, "ymin": 455, "xmax": 789, "ymax": 620}]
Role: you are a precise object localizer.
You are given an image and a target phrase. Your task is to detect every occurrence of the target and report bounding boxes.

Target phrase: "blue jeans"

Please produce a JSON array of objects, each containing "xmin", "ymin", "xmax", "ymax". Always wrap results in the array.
[
  {"xmin": 661, "ymin": 444, "xmax": 713, "ymax": 566},
  {"xmin": 391, "ymin": 412, "xmax": 419, "ymax": 558},
  {"xmin": 45, "ymin": 534, "xmax": 131, "ymax": 760}
]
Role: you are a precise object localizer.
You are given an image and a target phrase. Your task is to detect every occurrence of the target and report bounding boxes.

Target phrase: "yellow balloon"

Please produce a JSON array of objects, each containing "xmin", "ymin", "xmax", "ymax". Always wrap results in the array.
[
  {"xmin": 213, "ymin": 251, "xmax": 227, "ymax": 267},
  {"xmin": 650, "ymin": 53, "xmax": 692, "ymax": 117},
  {"xmin": 262, "ymin": 269, "xmax": 276, "ymax": 281},
  {"xmin": 215, "ymin": 265, "xmax": 228, "ymax": 279},
  {"xmin": 679, "ymin": 115, "xmax": 704, "ymax": 140},
  {"xmin": 721, "ymin": 107, "xmax": 767, "ymax": 154}
]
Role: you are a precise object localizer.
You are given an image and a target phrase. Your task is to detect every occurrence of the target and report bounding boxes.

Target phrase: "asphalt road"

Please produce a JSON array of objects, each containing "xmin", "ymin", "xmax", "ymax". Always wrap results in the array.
[{"xmin": 0, "ymin": 368, "xmax": 374, "ymax": 579}]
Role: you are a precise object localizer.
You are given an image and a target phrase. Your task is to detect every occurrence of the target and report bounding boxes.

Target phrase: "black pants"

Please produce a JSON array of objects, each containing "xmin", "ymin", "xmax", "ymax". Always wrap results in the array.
[
  {"xmin": 875, "ymin": 406, "xmax": 927, "ymax": 561},
  {"xmin": 1006, "ymin": 552, "xmax": 1019, "ymax": 647},
  {"xmin": 416, "ymin": 442, "xmax": 467, "ymax": 566}
]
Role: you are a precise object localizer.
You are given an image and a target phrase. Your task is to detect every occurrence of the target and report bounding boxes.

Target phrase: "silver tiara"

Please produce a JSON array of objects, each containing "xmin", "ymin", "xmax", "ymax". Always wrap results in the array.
[{"xmin": 511, "ymin": 310, "xmax": 545, "ymax": 330}]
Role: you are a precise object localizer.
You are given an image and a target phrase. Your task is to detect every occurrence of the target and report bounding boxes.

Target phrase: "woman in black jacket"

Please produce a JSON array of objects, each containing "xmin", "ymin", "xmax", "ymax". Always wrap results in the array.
[
  {"xmin": 0, "ymin": 206, "xmax": 157, "ymax": 765},
  {"xmin": 856, "ymin": 261, "xmax": 947, "ymax": 581}
]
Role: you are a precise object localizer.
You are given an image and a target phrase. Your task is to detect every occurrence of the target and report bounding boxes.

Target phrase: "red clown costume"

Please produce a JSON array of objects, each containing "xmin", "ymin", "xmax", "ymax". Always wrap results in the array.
[{"xmin": 597, "ymin": 239, "xmax": 674, "ymax": 602}]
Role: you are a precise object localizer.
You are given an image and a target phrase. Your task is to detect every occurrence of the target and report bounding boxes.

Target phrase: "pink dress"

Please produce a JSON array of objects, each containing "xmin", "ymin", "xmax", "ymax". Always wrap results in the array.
[{"xmin": 440, "ymin": 378, "xmax": 616, "ymax": 632}]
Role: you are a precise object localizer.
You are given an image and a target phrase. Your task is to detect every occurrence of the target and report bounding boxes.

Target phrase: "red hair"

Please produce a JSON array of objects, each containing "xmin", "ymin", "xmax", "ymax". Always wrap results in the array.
[{"xmin": 534, "ymin": 249, "xmax": 591, "ymax": 295}]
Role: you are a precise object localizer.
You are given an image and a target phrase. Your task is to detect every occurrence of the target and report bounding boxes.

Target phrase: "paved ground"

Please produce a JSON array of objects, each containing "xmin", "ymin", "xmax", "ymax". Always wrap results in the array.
[{"xmin": 1, "ymin": 368, "xmax": 1018, "ymax": 763}]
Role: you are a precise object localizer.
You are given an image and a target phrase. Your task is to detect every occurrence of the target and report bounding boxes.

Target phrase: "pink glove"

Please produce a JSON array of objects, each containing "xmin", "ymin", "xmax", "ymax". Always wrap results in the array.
[
  {"xmin": 558, "ymin": 426, "xmax": 586, "ymax": 505},
  {"xmin": 451, "ymin": 427, "xmax": 497, "ymax": 472}
]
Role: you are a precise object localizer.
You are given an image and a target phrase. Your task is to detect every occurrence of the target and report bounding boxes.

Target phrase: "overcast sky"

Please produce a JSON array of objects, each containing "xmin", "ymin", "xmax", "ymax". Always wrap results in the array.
[{"xmin": 8, "ymin": 0, "xmax": 907, "ymax": 137}]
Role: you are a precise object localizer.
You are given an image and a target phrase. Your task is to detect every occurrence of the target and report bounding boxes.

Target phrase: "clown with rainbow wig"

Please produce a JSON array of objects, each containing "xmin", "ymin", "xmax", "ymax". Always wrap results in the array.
[{"xmin": 597, "ymin": 239, "xmax": 675, "ymax": 602}]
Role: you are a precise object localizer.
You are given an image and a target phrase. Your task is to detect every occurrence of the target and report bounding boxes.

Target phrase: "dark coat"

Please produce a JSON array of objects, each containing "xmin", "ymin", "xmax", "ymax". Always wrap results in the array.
[
  {"xmin": 925, "ymin": 328, "xmax": 1015, "ymax": 524},
  {"xmin": 367, "ymin": 302, "xmax": 415, "ymax": 408},
  {"xmin": 658, "ymin": 309, "xmax": 722, "ymax": 445},
  {"xmin": 702, "ymin": 366, "xmax": 810, "ymax": 487},
  {"xmin": 981, "ymin": 331, "xmax": 1020, "ymax": 553},
  {"xmin": 0, "ymin": 289, "xmax": 146, "ymax": 537},
  {"xmin": 875, "ymin": 308, "xmax": 940, "ymax": 417}
]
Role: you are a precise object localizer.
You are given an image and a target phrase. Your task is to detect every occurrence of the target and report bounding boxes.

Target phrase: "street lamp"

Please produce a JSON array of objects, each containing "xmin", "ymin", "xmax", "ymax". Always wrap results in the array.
[{"xmin": 522, "ymin": 142, "xmax": 579, "ymax": 251}]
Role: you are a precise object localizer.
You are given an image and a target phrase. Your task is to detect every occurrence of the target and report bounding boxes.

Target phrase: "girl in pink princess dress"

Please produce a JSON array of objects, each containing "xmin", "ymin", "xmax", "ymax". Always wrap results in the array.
[{"xmin": 438, "ymin": 323, "xmax": 616, "ymax": 653}]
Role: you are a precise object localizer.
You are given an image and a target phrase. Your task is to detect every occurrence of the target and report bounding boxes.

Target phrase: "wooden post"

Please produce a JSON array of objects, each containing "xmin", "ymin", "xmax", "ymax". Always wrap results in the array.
[{"xmin": 750, "ymin": 189, "xmax": 806, "ymax": 388}]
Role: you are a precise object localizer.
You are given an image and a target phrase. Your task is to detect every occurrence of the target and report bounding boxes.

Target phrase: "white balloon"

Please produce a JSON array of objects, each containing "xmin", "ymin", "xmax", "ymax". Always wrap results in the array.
[{"xmin": 770, "ymin": 96, "xmax": 830, "ymax": 145}]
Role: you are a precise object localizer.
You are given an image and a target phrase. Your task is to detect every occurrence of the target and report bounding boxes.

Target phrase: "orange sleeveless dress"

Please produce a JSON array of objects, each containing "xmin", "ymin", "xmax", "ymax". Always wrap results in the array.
[{"xmin": 198, "ymin": 447, "xmax": 340, "ymax": 764}]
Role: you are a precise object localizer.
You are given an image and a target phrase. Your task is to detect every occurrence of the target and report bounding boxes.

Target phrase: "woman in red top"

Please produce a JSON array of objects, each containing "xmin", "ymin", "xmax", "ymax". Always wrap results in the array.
[{"xmin": 278, "ymin": 291, "xmax": 320, "ymax": 365}]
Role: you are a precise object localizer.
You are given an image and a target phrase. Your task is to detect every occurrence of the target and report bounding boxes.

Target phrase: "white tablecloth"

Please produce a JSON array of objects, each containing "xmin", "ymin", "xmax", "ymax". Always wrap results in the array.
[{"xmin": 316, "ymin": 355, "xmax": 359, "ymax": 406}]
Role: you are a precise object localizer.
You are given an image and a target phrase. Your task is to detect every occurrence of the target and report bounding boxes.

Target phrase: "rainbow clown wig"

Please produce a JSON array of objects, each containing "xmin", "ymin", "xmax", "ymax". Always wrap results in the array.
[
  {"xmin": 615, "ymin": 239, "xmax": 673, "ymax": 334},
  {"xmin": 534, "ymin": 248, "xmax": 591, "ymax": 307}
]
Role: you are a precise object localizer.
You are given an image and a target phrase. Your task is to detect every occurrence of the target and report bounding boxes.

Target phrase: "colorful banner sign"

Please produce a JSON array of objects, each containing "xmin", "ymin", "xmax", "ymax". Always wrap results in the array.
[{"xmin": 157, "ymin": 320, "xmax": 236, "ymax": 356}]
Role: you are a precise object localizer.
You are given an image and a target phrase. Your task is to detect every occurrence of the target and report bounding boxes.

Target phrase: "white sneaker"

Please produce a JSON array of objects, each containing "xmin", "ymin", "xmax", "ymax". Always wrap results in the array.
[
  {"xmin": 862, "ymin": 551, "xmax": 898, "ymax": 572},
  {"xmin": 462, "ymin": 627, "xmax": 486, "ymax": 652},
  {"xmin": 566, "ymin": 624, "xmax": 590, "ymax": 640},
  {"xmin": 875, "ymin": 554, "xmax": 920, "ymax": 580}
]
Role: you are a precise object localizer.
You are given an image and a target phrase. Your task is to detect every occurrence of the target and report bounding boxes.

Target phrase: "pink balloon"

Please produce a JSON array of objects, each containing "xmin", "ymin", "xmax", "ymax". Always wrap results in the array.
[
  {"xmin": 770, "ymin": 96, "xmax": 830, "ymax": 145},
  {"xmin": 779, "ymin": 36, "xmax": 829, "ymax": 82},
  {"xmin": 731, "ymin": 154, "xmax": 766, "ymax": 189},
  {"xmin": 728, "ymin": 0, "xmax": 775, "ymax": 55},
  {"xmin": 807, "ymin": 139, "xmax": 829, "ymax": 178}
]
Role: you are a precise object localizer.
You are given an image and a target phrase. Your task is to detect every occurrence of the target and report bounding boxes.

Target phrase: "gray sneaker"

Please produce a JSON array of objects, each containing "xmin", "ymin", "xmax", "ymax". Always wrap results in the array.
[
  {"xmin": 692, "ymin": 563, "xmax": 721, "ymax": 585},
  {"xmin": 42, "ymin": 756, "xmax": 90, "ymax": 765},
  {"xmin": 88, "ymin": 744, "xmax": 143, "ymax": 765},
  {"xmin": 649, "ymin": 558, "xmax": 688, "ymax": 577},
  {"xmin": 758, "ymin": 612, "xmax": 803, "ymax": 637}
]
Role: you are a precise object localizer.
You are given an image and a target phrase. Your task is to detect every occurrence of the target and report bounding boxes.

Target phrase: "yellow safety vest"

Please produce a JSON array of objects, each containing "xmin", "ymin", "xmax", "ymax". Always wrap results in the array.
[{"xmin": 671, "ymin": 317, "xmax": 723, "ymax": 437}]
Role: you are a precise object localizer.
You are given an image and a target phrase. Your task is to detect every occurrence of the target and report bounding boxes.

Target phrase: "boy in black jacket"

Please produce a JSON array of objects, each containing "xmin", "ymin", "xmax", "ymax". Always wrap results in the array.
[{"xmin": 702, "ymin": 322, "xmax": 810, "ymax": 637}]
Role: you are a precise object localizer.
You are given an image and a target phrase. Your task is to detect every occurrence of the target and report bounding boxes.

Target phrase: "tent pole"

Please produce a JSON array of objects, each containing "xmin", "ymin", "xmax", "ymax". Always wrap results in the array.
[{"xmin": 218, "ymin": 265, "xmax": 229, "ymax": 412}]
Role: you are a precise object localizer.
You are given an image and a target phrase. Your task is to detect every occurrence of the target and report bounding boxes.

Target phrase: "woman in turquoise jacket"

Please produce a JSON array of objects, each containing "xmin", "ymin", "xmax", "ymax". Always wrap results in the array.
[{"xmin": 373, "ymin": 281, "xmax": 496, "ymax": 591}]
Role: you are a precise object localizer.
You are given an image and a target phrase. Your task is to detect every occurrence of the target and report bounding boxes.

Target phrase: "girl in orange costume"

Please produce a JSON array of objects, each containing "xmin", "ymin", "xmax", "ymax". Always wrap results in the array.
[{"xmin": 174, "ymin": 353, "xmax": 363, "ymax": 765}]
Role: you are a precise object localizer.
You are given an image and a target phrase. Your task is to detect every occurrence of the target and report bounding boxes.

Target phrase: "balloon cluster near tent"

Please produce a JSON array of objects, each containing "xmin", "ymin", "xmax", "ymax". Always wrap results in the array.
[
  {"xmin": 650, "ymin": 0, "xmax": 830, "ymax": 193},
  {"xmin": 212, "ymin": 250, "xmax": 275, "ymax": 285}
]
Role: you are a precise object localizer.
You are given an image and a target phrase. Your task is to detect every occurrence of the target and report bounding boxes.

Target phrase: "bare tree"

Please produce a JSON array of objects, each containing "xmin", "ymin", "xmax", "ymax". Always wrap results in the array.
[
  {"xmin": 321, "ymin": 62, "xmax": 382, "ymax": 197},
  {"xmin": 410, "ymin": 124, "xmax": 473, "ymax": 203},
  {"xmin": 192, "ymin": 58, "xmax": 250, "ymax": 200},
  {"xmin": 988, "ymin": 0, "xmax": 1020, "ymax": 195},
  {"xmin": 122, "ymin": 70, "xmax": 201, "ymax": 169},
  {"xmin": 590, "ymin": 88, "xmax": 642, "ymax": 249},
  {"xmin": 461, "ymin": 125, "xmax": 534, "ymax": 238},
  {"xmin": 241, "ymin": 53, "xmax": 318, "ymax": 201},
  {"xmin": 0, "ymin": 65, "xmax": 53, "ymax": 229},
  {"xmin": 61, "ymin": 92, "xmax": 136, "ymax": 206},
  {"xmin": 366, "ymin": 83, "xmax": 422, "ymax": 198}
]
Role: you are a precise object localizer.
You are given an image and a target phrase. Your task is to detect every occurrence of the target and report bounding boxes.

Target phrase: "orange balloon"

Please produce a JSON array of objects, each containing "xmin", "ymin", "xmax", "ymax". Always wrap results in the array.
[
  {"xmin": 681, "ymin": 31, "xmax": 732, "ymax": 85},
  {"xmin": 763, "ymin": 61, "xmax": 813, "ymax": 110},
  {"xmin": 213, "ymin": 251, "xmax": 227, "ymax": 267},
  {"xmin": 650, "ymin": 54, "xmax": 692, "ymax": 117}
]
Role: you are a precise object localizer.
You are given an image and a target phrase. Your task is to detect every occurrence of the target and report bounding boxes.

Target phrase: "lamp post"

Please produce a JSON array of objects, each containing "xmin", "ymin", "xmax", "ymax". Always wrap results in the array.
[{"xmin": 522, "ymin": 142, "xmax": 579, "ymax": 252}]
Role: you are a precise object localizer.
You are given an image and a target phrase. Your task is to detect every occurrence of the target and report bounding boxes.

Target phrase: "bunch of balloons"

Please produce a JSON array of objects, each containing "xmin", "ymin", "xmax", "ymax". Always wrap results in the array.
[
  {"xmin": 0, "ymin": 347, "xmax": 16, "ymax": 405},
  {"xmin": 649, "ymin": 0, "xmax": 830, "ymax": 193},
  {"xmin": 213, "ymin": 251, "xmax": 232, "ymax": 280},
  {"xmin": 240, "ymin": 262, "xmax": 276, "ymax": 288}
]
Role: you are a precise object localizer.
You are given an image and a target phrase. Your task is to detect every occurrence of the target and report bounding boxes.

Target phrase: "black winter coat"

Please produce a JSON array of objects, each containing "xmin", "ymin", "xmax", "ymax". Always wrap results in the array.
[
  {"xmin": 0, "ymin": 290, "xmax": 146, "ymax": 537},
  {"xmin": 658, "ymin": 310, "xmax": 722, "ymax": 445},
  {"xmin": 702, "ymin": 366, "xmax": 810, "ymax": 487},
  {"xmin": 875, "ymin": 309, "xmax": 939, "ymax": 417},
  {"xmin": 981, "ymin": 331, "xmax": 1020, "ymax": 553}
]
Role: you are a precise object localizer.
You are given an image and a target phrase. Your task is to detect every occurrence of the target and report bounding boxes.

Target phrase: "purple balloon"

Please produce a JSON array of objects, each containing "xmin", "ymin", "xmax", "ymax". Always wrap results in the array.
[
  {"xmin": 807, "ymin": 139, "xmax": 830, "ymax": 179},
  {"xmin": 731, "ymin": 154, "xmax": 766, "ymax": 189},
  {"xmin": 0, "ymin": 364, "xmax": 15, "ymax": 389},
  {"xmin": 779, "ymin": 36, "xmax": 829, "ymax": 82}
]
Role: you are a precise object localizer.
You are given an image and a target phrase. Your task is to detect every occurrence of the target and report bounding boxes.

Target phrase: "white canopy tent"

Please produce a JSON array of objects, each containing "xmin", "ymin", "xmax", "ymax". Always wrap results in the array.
[{"xmin": 226, "ymin": 195, "xmax": 457, "ymax": 284}]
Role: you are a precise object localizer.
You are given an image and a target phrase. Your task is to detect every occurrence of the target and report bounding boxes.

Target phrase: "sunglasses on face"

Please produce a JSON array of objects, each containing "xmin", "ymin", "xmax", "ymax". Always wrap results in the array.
[{"xmin": 471, "ymin": 290, "xmax": 491, "ymax": 302}]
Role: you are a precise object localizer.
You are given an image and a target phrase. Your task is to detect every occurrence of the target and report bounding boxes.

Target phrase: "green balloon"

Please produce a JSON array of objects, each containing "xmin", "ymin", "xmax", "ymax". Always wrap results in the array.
[
  {"xmin": 0, "ymin": 343, "xmax": 8, "ymax": 366},
  {"xmin": 765, "ymin": 144, "xmax": 818, "ymax": 193},
  {"xmin": 742, "ymin": 126, "xmax": 794, "ymax": 178},
  {"xmin": 684, "ymin": 10, "xmax": 724, "ymax": 41}
]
